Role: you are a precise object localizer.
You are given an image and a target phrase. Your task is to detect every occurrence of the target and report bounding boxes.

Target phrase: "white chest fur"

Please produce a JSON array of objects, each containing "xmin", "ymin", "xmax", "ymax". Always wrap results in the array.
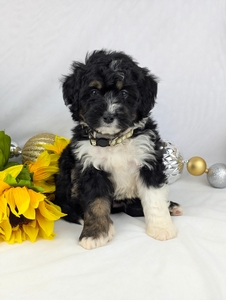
[{"xmin": 75, "ymin": 134, "xmax": 156, "ymax": 200}]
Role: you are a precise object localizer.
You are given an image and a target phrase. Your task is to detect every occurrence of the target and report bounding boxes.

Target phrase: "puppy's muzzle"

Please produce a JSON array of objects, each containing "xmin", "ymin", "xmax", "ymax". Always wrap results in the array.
[{"xmin": 103, "ymin": 112, "xmax": 115, "ymax": 124}]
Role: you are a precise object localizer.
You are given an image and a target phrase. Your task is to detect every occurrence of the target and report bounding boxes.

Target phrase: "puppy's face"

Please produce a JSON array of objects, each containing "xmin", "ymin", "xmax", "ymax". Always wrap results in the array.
[
  {"xmin": 62, "ymin": 50, "xmax": 158, "ymax": 135},
  {"xmin": 78, "ymin": 66, "xmax": 141, "ymax": 135}
]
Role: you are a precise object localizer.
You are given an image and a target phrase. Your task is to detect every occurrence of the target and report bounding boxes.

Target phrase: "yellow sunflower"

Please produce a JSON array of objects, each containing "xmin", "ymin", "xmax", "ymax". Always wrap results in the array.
[
  {"xmin": 27, "ymin": 135, "xmax": 70, "ymax": 193},
  {"xmin": 0, "ymin": 183, "xmax": 66, "ymax": 243},
  {"xmin": 0, "ymin": 133, "xmax": 69, "ymax": 244},
  {"xmin": 42, "ymin": 135, "xmax": 70, "ymax": 155},
  {"xmin": 27, "ymin": 151, "xmax": 58, "ymax": 193}
]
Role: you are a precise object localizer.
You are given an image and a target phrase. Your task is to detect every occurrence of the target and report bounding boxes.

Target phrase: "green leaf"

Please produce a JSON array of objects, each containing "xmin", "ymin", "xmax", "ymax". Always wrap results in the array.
[
  {"xmin": 2, "ymin": 157, "xmax": 45, "ymax": 193},
  {"xmin": 4, "ymin": 173, "xmax": 18, "ymax": 185},
  {"xmin": 0, "ymin": 149, "xmax": 4, "ymax": 171},
  {"xmin": 28, "ymin": 185, "xmax": 44, "ymax": 193},
  {"xmin": 0, "ymin": 131, "xmax": 11, "ymax": 169},
  {"xmin": 17, "ymin": 179, "xmax": 33, "ymax": 186},
  {"xmin": 17, "ymin": 165, "xmax": 32, "ymax": 181},
  {"xmin": 4, "ymin": 173, "xmax": 44, "ymax": 193}
]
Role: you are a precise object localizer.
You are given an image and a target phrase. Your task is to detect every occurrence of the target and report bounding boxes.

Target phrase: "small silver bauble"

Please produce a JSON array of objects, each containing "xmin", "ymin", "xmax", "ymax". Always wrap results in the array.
[
  {"xmin": 161, "ymin": 141, "xmax": 184, "ymax": 184},
  {"xmin": 10, "ymin": 141, "xmax": 22, "ymax": 158},
  {"xmin": 206, "ymin": 163, "xmax": 226, "ymax": 188}
]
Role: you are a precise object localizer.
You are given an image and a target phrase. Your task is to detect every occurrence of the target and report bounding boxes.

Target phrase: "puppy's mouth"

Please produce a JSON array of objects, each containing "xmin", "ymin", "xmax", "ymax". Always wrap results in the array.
[
  {"xmin": 94, "ymin": 111, "xmax": 121, "ymax": 135},
  {"xmin": 80, "ymin": 118, "xmax": 122, "ymax": 136},
  {"xmin": 95, "ymin": 121, "xmax": 121, "ymax": 135}
]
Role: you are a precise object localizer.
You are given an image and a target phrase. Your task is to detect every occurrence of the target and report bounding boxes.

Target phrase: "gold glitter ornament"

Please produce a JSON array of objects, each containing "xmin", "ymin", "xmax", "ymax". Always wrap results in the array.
[
  {"xmin": 186, "ymin": 156, "xmax": 208, "ymax": 176},
  {"xmin": 22, "ymin": 133, "xmax": 55, "ymax": 163}
]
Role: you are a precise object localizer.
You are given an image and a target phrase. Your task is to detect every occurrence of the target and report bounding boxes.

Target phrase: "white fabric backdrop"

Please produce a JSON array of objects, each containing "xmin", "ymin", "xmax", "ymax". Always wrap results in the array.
[
  {"xmin": 1, "ymin": 0, "xmax": 226, "ymax": 164},
  {"xmin": 1, "ymin": 1, "xmax": 226, "ymax": 300}
]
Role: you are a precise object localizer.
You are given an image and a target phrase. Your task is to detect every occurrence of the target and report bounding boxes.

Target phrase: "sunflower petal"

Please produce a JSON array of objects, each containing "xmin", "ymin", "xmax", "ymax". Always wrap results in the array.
[
  {"xmin": 0, "ymin": 194, "xmax": 8, "ymax": 220},
  {"xmin": 32, "ymin": 166, "xmax": 59, "ymax": 181},
  {"xmin": 9, "ymin": 227, "xmax": 23, "ymax": 244},
  {"xmin": 33, "ymin": 180, "xmax": 56, "ymax": 193},
  {"xmin": 0, "ymin": 181, "xmax": 10, "ymax": 194},
  {"xmin": 38, "ymin": 227, "xmax": 55, "ymax": 240},
  {"xmin": 0, "ymin": 165, "xmax": 23, "ymax": 181},
  {"xmin": 42, "ymin": 135, "xmax": 70, "ymax": 154},
  {"xmin": 49, "ymin": 153, "xmax": 60, "ymax": 165},
  {"xmin": 23, "ymin": 205, "xmax": 36, "ymax": 220},
  {"xmin": 29, "ymin": 219, "xmax": 37, "ymax": 228},
  {"xmin": 41, "ymin": 144, "xmax": 56, "ymax": 152},
  {"xmin": 36, "ymin": 210, "xmax": 54, "ymax": 236},
  {"xmin": 28, "ymin": 151, "xmax": 51, "ymax": 175},
  {"xmin": 45, "ymin": 200, "xmax": 67, "ymax": 218},
  {"xmin": 35, "ymin": 151, "xmax": 51, "ymax": 166},
  {"xmin": 0, "ymin": 219, "xmax": 12, "ymax": 240},
  {"xmin": 14, "ymin": 187, "xmax": 30, "ymax": 215},
  {"xmin": 5, "ymin": 188, "xmax": 19, "ymax": 217},
  {"xmin": 23, "ymin": 189, "xmax": 46, "ymax": 219},
  {"xmin": 23, "ymin": 223, "xmax": 39, "ymax": 242},
  {"xmin": 55, "ymin": 136, "xmax": 70, "ymax": 153},
  {"xmin": 27, "ymin": 189, "xmax": 45, "ymax": 208},
  {"xmin": 38, "ymin": 200, "xmax": 66, "ymax": 220}
]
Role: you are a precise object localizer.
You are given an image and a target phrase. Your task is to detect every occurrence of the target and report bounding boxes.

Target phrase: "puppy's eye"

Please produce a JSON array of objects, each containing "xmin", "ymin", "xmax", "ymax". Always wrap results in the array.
[
  {"xmin": 121, "ymin": 90, "xmax": 128, "ymax": 99},
  {"xmin": 90, "ymin": 89, "xmax": 99, "ymax": 96}
]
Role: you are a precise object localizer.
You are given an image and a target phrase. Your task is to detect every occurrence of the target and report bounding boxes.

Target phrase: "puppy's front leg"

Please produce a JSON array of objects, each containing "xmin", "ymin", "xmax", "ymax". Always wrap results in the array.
[
  {"xmin": 78, "ymin": 169, "xmax": 115, "ymax": 250},
  {"xmin": 138, "ymin": 182, "xmax": 177, "ymax": 241},
  {"xmin": 79, "ymin": 198, "xmax": 115, "ymax": 250}
]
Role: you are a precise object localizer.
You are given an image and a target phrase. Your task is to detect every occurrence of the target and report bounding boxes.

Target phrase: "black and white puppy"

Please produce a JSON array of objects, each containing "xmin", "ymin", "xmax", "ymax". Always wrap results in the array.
[{"xmin": 55, "ymin": 50, "xmax": 182, "ymax": 250}]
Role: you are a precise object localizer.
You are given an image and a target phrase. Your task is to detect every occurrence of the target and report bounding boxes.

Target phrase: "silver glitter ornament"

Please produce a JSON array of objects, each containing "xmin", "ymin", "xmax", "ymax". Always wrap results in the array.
[
  {"xmin": 206, "ymin": 163, "xmax": 226, "ymax": 188},
  {"xmin": 161, "ymin": 141, "xmax": 184, "ymax": 184}
]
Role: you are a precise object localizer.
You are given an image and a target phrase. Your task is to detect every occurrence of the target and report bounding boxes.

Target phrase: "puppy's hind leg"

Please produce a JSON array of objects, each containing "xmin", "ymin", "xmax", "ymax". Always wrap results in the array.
[{"xmin": 169, "ymin": 201, "xmax": 183, "ymax": 216}]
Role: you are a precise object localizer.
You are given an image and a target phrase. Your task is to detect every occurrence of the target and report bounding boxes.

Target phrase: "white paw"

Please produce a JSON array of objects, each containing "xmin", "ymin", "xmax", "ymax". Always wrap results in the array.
[
  {"xmin": 79, "ymin": 224, "xmax": 115, "ymax": 250},
  {"xmin": 170, "ymin": 205, "xmax": 183, "ymax": 216},
  {"xmin": 146, "ymin": 223, "xmax": 177, "ymax": 241}
]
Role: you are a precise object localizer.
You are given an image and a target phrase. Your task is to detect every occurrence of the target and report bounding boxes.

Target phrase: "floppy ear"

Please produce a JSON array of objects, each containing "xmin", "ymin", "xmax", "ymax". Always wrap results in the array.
[
  {"xmin": 138, "ymin": 68, "xmax": 158, "ymax": 117},
  {"xmin": 62, "ymin": 62, "xmax": 85, "ymax": 121}
]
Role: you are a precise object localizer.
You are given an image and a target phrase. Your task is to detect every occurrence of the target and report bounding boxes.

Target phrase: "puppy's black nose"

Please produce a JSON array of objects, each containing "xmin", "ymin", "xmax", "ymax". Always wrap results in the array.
[{"xmin": 103, "ymin": 112, "xmax": 115, "ymax": 124}]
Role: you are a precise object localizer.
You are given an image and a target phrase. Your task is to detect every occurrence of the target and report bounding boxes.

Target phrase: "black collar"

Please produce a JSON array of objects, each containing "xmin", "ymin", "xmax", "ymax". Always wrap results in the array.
[{"xmin": 88, "ymin": 129, "xmax": 134, "ymax": 147}]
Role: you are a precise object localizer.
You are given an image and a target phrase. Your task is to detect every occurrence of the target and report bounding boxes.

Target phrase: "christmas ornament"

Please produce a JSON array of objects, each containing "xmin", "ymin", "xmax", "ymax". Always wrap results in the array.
[
  {"xmin": 10, "ymin": 133, "xmax": 57, "ymax": 162},
  {"xmin": 162, "ymin": 142, "xmax": 226, "ymax": 188},
  {"xmin": 10, "ymin": 141, "xmax": 22, "ymax": 158},
  {"xmin": 162, "ymin": 143, "xmax": 226, "ymax": 189},
  {"xmin": 186, "ymin": 156, "xmax": 208, "ymax": 176},
  {"xmin": 21, "ymin": 133, "xmax": 55, "ymax": 163},
  {"xmin": 206, "ymin": 163, "xmax": 226, "ymax": 188},
  {"xmin": 186, "ymin": 157, "xmax": 226, "ymax": 188},
  {"xmin": 161, "ymin": 141, "xmax": 184, "ymax": 184}
]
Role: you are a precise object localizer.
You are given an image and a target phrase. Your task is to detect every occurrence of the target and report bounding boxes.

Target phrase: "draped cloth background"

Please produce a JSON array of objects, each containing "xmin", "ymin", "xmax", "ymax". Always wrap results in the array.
[{"xmin": 1, "ymin": 1, "xmax": 226, "ymax": 299}]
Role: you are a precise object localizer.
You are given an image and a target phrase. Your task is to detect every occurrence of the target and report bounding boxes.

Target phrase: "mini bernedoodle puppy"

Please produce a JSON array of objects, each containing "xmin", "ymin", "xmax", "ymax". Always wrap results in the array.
[{"xmin": 55, "ymin": 50, "xmax": 182, "ymax": 250}]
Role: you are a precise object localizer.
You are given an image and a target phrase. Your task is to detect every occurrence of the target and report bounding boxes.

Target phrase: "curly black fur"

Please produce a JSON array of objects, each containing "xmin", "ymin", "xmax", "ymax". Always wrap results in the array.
[{"xmin": 54, "ymin": 50, "xmax": 181, "ymax": 248}]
